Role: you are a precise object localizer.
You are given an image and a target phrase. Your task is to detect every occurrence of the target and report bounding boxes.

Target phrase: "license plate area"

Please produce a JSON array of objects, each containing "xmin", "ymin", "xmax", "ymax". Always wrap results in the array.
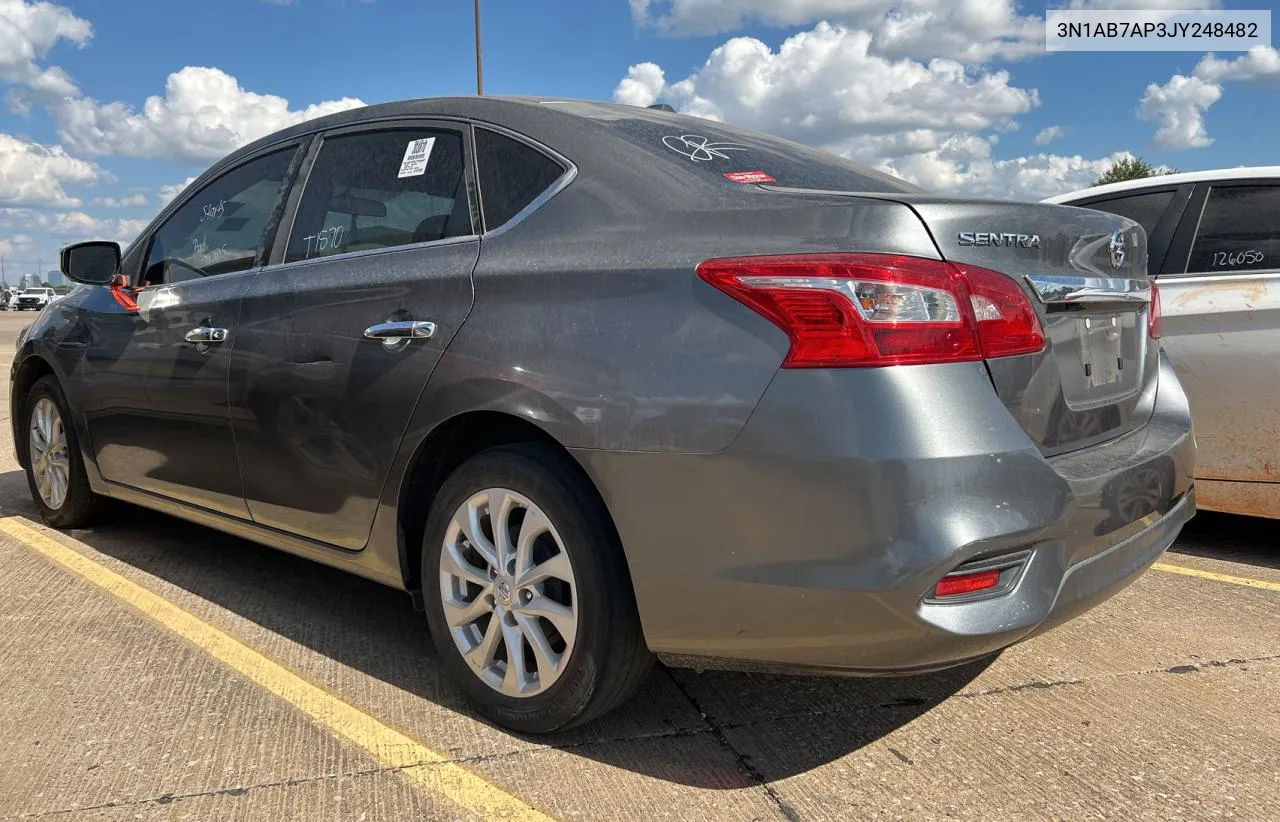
[
  {"xmin": 1046, "ymin": 309, "xmax": 1143, "ymax": 409},
  {"xmin": 1081, "ymin": 315, "xmax": 1124, "ymax": 389}
]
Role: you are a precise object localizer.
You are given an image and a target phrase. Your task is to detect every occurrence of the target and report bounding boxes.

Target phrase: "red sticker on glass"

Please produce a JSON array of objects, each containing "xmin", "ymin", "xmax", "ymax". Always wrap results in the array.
[{"xmin": 724, "ymin": 171, "xmax": 776, "ymax": 184}]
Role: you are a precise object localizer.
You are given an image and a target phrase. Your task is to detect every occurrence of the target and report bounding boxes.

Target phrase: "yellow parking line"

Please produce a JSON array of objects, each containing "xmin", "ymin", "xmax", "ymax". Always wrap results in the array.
[
  {"xmin": 1152, "ymin": 561, "xmax": 1280, "ymax": 592},
  {"xmin": 0, "ymin": 517, "xmax": 555, "ymax": 822}
]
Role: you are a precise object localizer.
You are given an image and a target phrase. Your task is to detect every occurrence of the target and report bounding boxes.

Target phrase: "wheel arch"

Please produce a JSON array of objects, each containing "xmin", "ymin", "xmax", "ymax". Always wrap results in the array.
[
  {"xmin": 394, "ymin": 409, "xmax": 622, "ymax": 599},
  {"xmin": 10, "ymin": 353, "xmax": 59, "ymax": 468}
]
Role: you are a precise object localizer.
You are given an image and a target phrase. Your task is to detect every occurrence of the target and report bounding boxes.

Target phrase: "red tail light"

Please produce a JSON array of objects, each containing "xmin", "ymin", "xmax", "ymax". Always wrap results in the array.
[
  {"xmin": 697, "ymin": 253, "xmax": 1045, "ymax": 368},
  {"xmin": 1148, "ymin": 278, "xmax": 1162, "ymax": 340}
]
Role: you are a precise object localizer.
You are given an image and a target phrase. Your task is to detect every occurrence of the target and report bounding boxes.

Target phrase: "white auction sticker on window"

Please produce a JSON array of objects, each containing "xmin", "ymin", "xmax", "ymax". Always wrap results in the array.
[{"xmin": 398, "ymin": 137, "xmax": 436, "ymax": 178}]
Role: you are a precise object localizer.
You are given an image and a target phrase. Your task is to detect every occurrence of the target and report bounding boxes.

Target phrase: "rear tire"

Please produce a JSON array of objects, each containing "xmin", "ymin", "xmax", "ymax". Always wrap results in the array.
[
  {"xmin": 23, "ymin": 375, "xmax": 103, "ymax": 528},
  {"xmin": 421, "ymin": 443, "xmax": 653, "ymax": 733}
]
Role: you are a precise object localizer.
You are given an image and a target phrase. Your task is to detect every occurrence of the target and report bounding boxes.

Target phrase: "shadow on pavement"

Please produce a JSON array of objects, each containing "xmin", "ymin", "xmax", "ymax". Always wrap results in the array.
[
  {"xmin": 0, "ymin": 469, "xmax": 990, "ymax": 788},
  {"xmin": 1168, "ymin": 510, "xmax": 1280, "ymax": 571}
]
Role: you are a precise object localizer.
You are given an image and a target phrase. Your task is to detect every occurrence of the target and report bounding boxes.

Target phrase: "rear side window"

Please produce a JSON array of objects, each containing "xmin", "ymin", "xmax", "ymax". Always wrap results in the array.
[
  {"xmin": 286, "ymin": 128, "xmax": 470, "ymax": 264},
  {"xmin": 1082, "ymin": 190, "xmax": 1174, "ymax": 239},
  {"xmin": 142, "ymin": 147, "xmax": 296, "ymax": 285},
  {"xmin": 475, "ymin": 128, "xmax": 565, "ymax": 230},
  {"xmin": 1188, "ymin": 185, "xmax": 1280, "ymax": 274}
]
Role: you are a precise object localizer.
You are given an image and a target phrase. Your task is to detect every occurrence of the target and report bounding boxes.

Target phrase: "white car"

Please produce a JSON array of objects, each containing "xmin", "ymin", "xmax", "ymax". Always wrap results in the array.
[
  {"xmin": 1047, "ymin": 167, "xmax": 1280, "ymax": 520},
  {"xmin": 13, "ymin": 287, "xmax": 57, "ymax": 311}
]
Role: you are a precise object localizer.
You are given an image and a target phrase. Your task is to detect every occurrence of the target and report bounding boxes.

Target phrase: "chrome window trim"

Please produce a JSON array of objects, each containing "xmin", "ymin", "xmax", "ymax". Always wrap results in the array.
[
  {"xmin": 1181, "ymin": 184, "xmax": 1212, "ymax": 275},
  {"xmin": 262, "ymin": 233, "xmax": 481, "ymax": 275},
  {"xmin": 469, "ymin": 120, "xmax": 578, "ymax": 240},
  {"xmin": 130, "ymin": 262, "xmax": 265, "ymax": 298}
]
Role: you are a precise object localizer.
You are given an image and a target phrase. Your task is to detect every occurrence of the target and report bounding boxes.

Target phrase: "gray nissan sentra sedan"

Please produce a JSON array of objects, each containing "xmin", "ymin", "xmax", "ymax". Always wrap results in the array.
[{"xmin": 13, "ymin": 97, "xmax": 1195, "ymax": 733}]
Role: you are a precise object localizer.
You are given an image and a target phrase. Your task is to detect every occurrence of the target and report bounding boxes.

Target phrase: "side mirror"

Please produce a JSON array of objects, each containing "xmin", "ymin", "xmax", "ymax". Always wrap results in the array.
[{"xmin": 61, "ymin": 241, "xmax": 121, "ymax": 285}]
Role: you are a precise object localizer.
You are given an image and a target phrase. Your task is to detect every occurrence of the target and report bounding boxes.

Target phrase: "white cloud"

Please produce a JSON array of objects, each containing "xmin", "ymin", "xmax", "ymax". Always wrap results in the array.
[
  {"xmin": 158, "ymin": 176, "xmax": 197, "ymax": 207},
  {"xmin": 1034, "ymin": 125, "xmax": 1065, "ymax": 145},
  {"xmin": 873, "ymin": 0, "xmax": 1043, "ymax": 64},
  {"xmin": 0, "ymin": 233, "xmax": 36, "ymax": 259},
  {"xmin": 827, "ymin": 130, "xmax": 1124, "ymax": 200},
  {"xmin": 1138, "ymin": 74, "xmax": 1220, "ymax": 150},
  {"xmin": 0, "ymin": 207, "xmax": 147, "ymax": 246},
  {"xmin": 0, "ymin": 0, "xmax": 91, "ymax": 98},
  {"xmin": 631, "ymin": 0, "xmax": 1044, "ymax": 62},
  {"xmin": 1195, "ymin": 45, "xmax": 1280, "ymax": 84},
  {"xmin": 613, "ymin": 21, "xmax": 1136, "ymax": 200},
  {"xmin": 94, "ymin": 193, "xmax": 147, "ymax": 208},
  {"xmin": 618, "ymin": 24, "xmax": 1037, "ymax": 149},
  {"xmin": 1138, "ymin": 47, "xmax": 1280, "ymax": 149},
  {"xmin": 614, "ymin": 62, "xmax": 666, "ymax": 108},
  {"xmin": 0, "ymin": 133, "xmax": 104, "ymax": 207},
  {"xmin": 893, "ymin": 143, "xmax": 1131, "ymax": 201},
  {"xmin": 54, "ymin": 66, "xmax": 366, "ymax": 164}
]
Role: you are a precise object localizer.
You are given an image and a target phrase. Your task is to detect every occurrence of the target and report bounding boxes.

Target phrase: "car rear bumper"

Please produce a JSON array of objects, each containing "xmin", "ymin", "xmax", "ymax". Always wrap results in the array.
[{"xmin": 573, "ymin": 352, "xmax": 1195, "ymax": 674}]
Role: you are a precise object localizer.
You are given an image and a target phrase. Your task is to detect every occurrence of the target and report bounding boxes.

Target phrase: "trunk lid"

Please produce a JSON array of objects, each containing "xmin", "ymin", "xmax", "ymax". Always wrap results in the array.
[
  {"xmin": 910, "ymin": 198, "xmax": 1156, "ymax": 455},
  {"xmin": 767, "ymin": 189, "xmax": 1158, "ymax": 455}
]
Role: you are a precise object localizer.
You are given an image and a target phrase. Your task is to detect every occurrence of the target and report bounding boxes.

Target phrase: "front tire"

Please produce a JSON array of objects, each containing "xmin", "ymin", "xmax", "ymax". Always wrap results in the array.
[
  {"xmin": 23, "ymin": 375, "xmax": 102, "ymax": 528},
  {"xmin": 421, "ymin": 443, "xmax": 653, "ymax": 733}
]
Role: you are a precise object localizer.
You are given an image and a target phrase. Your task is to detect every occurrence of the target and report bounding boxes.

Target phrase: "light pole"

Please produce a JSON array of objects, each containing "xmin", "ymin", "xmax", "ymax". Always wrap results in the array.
[{"xmin": 474, "ymin": 0, "xmax": 484, "ymax": 96}]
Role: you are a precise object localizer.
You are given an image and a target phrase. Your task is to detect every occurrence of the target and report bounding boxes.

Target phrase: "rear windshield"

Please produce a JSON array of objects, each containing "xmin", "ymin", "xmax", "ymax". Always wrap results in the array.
[{"xmin": 578, "ymin": 107, "xmax": 923, "ymax": 194}]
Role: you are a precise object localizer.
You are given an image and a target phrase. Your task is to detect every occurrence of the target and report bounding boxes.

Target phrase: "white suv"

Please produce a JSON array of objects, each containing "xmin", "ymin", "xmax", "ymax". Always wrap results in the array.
[
  {"xmin": 14, "ymin": 287, "xmax": 56, "ymax": 311},
  {"xmin": 1047, "ymin": 166, "xmax": 1280, "ymax": 519}
]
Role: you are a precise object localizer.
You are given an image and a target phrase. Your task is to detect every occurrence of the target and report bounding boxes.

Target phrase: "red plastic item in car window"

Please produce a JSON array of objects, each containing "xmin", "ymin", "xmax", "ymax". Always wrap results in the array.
[{"xmin": 109, "ymin": 273, "xmax": 138, "ymax": 312}]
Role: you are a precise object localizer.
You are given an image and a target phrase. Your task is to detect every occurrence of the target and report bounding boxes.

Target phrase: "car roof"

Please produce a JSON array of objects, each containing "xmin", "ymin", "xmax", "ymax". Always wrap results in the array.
[
  {"xmin": 217, "ymin": 96, "xmax": 640, "ymax": 168},
  {"xmin": 1043, "ymin": 166, "xmax": 1280, "ymax": 204}
]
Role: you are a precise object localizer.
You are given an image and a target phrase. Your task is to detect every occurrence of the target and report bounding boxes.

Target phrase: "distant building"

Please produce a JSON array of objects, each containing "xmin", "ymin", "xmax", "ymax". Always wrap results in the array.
[{"xmin": 47, "ymin": 270, "xmax": 65, "ymax": 287}]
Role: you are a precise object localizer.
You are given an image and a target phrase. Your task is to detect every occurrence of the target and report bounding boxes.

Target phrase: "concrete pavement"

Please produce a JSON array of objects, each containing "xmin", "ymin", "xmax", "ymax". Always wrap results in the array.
[{"xmin": 0, "ymin": 309, "xmax": 1276, "ymax": 821}]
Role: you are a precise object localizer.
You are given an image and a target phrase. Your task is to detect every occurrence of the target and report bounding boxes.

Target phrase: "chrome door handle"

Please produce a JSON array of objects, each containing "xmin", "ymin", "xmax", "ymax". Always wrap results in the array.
[
  {"xmin": 364, "ymin": 320, "xmax": 436, "ymax": 346},
  {"xmin": 184, "ymin": 327, "xmax": 230, "ymax": 344}
]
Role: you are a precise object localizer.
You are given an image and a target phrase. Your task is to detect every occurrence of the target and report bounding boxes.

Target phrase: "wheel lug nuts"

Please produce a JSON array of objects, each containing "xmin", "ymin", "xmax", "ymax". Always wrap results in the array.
[{"xmin": 520, "ymin": 589, "xmax": 532, "ymax": 603}]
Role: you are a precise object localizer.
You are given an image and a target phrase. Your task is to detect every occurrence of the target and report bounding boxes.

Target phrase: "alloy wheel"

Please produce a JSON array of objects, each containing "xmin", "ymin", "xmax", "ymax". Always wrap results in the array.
[
  {"xmin": 29, "ymin": 397, "xmax": 70, "ymax": 510},
  {"xmin": 439, "ymin": 488, "xmax": 578, "ymax": 698}
]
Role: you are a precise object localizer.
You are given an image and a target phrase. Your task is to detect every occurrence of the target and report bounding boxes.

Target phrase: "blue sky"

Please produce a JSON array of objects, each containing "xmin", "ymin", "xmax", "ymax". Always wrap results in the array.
[{"xmin": 1, "ymin": 0, "xmax": 1278, "ymax": 283}]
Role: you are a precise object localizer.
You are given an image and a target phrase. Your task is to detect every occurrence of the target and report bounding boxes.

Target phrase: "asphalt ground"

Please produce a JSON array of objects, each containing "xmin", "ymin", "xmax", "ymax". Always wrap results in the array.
[{"xmin": 0, "ymin": 309, "xmax": 1276, "ymax": 821}]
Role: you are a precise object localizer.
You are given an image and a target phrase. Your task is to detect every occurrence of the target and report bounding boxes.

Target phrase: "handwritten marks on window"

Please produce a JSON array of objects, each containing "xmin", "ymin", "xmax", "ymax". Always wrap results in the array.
[
  {"xmin": 201, "ymin": 199, "xmax": 226, "ymax": 223},
  {"xmin": 1210, "ymin": 250, "xmax": 1265, "ymax": 268},
  {"xmin": 301, "ymin": 226, "xmax": 347, "ymax": 259},
  {"xmin": 191, "ymin": 236, "xmax": 235, "ymax": 267}
]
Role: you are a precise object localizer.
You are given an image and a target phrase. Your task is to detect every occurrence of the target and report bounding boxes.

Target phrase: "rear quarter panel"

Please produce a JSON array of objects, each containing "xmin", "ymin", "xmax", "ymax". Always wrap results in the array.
[{"xmin": 426, "ymin": 168, "xmax": 940, "ymax": 454}]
